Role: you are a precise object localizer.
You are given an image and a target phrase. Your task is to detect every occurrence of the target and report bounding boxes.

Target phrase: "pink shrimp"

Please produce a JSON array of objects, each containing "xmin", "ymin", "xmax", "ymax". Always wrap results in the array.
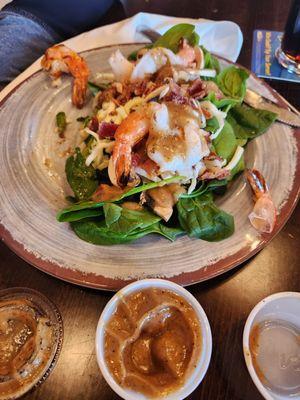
[
  {"xmin": 41, "ymin": 44, "xmax": 89, "ymax": 109},
  {"xmin": 108, "ymin": 111, "xmax": 150, "ymax": 188},
  {"xmin": 177, "ymin": 38, "xmax": 197, "ymax": 65},
  {"xmin": 245, "ymin": 169, "xmax": 277, "ymax": 233}
]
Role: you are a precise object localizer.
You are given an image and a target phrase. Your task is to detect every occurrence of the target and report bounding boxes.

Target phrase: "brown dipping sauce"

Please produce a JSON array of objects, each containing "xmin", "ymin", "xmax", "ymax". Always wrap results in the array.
[
  {"xmin": 104, "ymin": 288, "xmax": 202, "ymax": 398},
  {"xmin": 0, "ymin": 289, "xmax": 63, "ymax": 399}
]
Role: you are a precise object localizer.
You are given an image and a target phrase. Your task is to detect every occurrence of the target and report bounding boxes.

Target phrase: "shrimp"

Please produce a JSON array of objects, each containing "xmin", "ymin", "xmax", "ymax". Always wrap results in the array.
[
  {"xmin": 108, "ymin": 110, "xmax": 150, "ymax": 187},
  {"xmin": 41, "ymin": 44, "xmax": 89, "ymax": 108},
  {"xmin": 109, "ymin": 102, "xmax": 210, "ymax": 188},
  {"xmin": 245, "ymin": 169, "xmax": 276, "ymax": 233},
  {"xmin": 177, "ymin": 38, "xmax": 197, "ymax": 65},
  {"xmin": 109, "ymin": 43, "xmax": 196, "ymax": 83}
]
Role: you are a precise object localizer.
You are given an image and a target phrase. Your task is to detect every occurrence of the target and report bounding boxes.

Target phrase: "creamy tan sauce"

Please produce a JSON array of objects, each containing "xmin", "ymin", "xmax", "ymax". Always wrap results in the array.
[
  {"xmin": 0, "ymin": 298, "xmax": 54, "ymax": 397},
  {"xmin": 147, "ymin": 102, "xmax": 201, "ymax": 162},
  {"xmin": 104, "ymin": 288, "xmax": 202, "ymax": 398}
]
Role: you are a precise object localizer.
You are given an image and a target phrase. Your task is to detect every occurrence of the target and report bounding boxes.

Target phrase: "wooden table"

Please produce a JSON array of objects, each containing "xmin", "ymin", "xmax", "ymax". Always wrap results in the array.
[{"xmin": 1, "ymin": 1, "xmax": 299, "ymax": 399}]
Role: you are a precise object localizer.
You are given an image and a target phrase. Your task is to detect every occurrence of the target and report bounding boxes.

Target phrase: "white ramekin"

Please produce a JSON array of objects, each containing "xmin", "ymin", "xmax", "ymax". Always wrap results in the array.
[
  {"xmin": 95, "ymin": 279, "xmax": 212, "ymax": 400},
  {"xmin": 243, "ymin": 291, "xmax": 300, "ymax": 400}
]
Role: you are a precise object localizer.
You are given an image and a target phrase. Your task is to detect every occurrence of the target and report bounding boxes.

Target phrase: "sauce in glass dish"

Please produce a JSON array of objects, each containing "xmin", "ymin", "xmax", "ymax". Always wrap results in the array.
[
  {"xmin": 0, "ymin": 288, "xmax": 63, "ymax": 400},
  {"xmin": 104, "ymin": 288, "xmax": 202, "ymax": 398}
]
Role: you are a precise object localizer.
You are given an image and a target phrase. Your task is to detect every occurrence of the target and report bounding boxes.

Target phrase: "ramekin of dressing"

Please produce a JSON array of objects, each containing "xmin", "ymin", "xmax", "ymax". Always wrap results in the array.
[
  {"xmin": 243, "ymin": 292, "xmax": 300, "ymax": 400},
  {"xmin": 95, "ymin": 279, "xmax": 212, "ymax": 400}
]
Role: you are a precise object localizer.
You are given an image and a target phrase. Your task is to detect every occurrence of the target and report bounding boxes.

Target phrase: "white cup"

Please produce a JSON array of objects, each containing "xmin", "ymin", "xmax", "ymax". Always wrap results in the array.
[
  {"xmin": 243, "ymin": 292, "xmax": 300, "ymax": 400},
  {"xmin": 95, "ymin": 279, "xmax": 212, "ymax": 400}
]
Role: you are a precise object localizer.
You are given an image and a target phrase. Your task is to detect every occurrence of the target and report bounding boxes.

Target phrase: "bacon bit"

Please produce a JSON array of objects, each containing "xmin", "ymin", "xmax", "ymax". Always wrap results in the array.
[
  {"xmin": 92, "ymin": 184, "xmax": 127, "ymax": 202},
  {"xmin": 188, "ymin": 79, "xmax": 206, "ymax": 99},
  {"xmin": 98, "ymin": 122, "xmax": 118, "ymax": 139},
  {"xmin": 200, "ymin": 168, "xmax": 230, "ymax": 180},
  {"xmin": 88, "ymin": 116, "xmax": 99, "ymax": 132},
  {"xmin": 115, "ymin": 80, "xmax": 153, "ymax": 104},
  {"xmin": 96, "ymin": 86, "xmax": 118, "ymax": 108},
  {"xmin": 164, "ymin": 80, "xmax": 189, "ymax": 105}
]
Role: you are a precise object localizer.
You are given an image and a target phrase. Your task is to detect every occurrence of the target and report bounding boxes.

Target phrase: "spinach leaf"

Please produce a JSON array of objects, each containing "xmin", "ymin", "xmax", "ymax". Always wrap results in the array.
[
  {"xmin": 60, "ymin": 208, "xmax": 103, "ymax": 223},
  {"xmin": 180, "ymin": 179, "xmax": 228, "ymax": 199},
  {"xmin": 103, "ymin": 203, "xmax": 161, "ymax": 233},
  {"xmin": 155, "ymin": 224, "xmax": 184, "ymax": 241},
  {"xmin": 236, "ymin": 138, "xmax": 248, "ymax": 147},
  {"xmin": 71, "ymin": 219, "xmax": 182, "ymax": 245},
  {"xmin": 204, "ymin": 92, "xmax": 239, "ymax": 111},
  {"xmin": 70, "ymin": 204, "xmax": 182, "ymax": 245},
  {"xmin": 153, "ymin": 24, "xmax": 199, "ymax": 53},
  {"xmin": 201, "ymin": 46, "xmax": 220, "ymax": 73},
  {"xmin": 205, "ymin": 116, "xmax": 219, "ymax": 133},
  {"xmin": 213, "ymin": 120, "xmax": 237, "ymax": 161},
  {"xmin": 77, "ymin": 116, "xmax": 91, "ymax": 127},
  {"xmin": 88, "ymin": 81, "xmax": 108, "ymax": 96},
  {"xmin": 65, "ymin": 147, "xmax": 99, "ymax": 202},
  {"xmin": 177, "ymin": 192, "xmax": 234, "ymax": 241},
  {"xmin": 216, "ymin": 66, "xmax": 249, "ymax": 101},
  {"xmin": 57, "ymin": 176, "xmax": 183, "ymax": 222},
  {"xmin": 56, "ymin": 112, "xmax": 67, "ymax": 137},
  {"xmin": 227, "ymin": 104, "xmax": 277, "ymax": 140},
  {"xmin": 229, "ymin": 153, "xmax": 245, "ymax": 180}
]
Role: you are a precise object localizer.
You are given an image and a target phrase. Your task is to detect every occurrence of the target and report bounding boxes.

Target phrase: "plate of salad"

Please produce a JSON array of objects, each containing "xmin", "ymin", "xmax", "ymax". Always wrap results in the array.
[{"xmin": 0, "ymin": 24, "xmax": 299, "ymax": 290}]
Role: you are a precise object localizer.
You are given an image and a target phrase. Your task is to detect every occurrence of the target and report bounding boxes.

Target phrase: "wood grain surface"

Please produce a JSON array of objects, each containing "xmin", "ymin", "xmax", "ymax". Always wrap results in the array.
[{"xmin": 0, "ymin": 1, "xmax": 299, "ymax": 399}]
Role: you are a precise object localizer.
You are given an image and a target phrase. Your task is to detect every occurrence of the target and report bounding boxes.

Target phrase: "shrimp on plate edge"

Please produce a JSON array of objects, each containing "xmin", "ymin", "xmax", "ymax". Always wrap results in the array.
[
  {"xmin": 245, "ymin": 168, "xmax": 277, "ymax": 234},
  {"xmin": 41, "ymin": 44, "xmax": 90, "ymax": 109}
]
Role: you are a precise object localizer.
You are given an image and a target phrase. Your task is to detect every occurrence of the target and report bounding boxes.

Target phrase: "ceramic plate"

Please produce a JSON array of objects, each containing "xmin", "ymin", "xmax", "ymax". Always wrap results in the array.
[{"xmin": 0, "ymin": 44, "xmax": 299, "ymax": 290}]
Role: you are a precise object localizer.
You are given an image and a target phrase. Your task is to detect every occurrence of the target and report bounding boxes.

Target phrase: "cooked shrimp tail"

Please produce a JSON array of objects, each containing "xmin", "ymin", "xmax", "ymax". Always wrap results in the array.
[
  {"xmin": 245, "ymin": 169, "xmax": 268, "ymax": 199},
  {"xmin": 41, "ymin": 44, "xmax": 89, "ymax": 108},
  {"xmin": 109, "ymin": 111, "xmax": 149, "ymax": 187},
  {"xmin": 245, "ymin": 169, "xmax": 276, "ymax": 233}
]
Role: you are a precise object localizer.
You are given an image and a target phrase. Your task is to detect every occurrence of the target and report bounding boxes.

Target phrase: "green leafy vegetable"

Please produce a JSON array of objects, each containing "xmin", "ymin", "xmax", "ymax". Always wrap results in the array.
[
  {"xmin": 204, "ymin": 92, "xmax": 239, "ymax": 111},
  {"xmin": 59, "ymin": 208, "xmax": 103, "ymax": 223},
  {"xmin": 57, "ymin": 176, "xmax": 183, "ymax": 222},
  {"xmin": 227, "ymin": 104, "xmax": 277, "ymax": 140},
  {"xmin": 229, "ymin": 154, "xmax": 245, "ymax": 180},
  {"xmin": 201, "ymin": 46, "xmax": 220, "ymax": 74},
  {"xmin": 77, "ymin": 116, "xmax": 91, "ymax": 127},
  {"xmin": 65, "ymin": 148, "xmax": 99, "ymax": 202},
  {"xmin": 88, "ymin": 81, "xmax": 108, "ymax": 96},
  {"xmin": 205, "ymin": 116, "xmax": 220, "ymax": 133},
  {"xmin": 177, "ymin": 192, "xmax": 234, "ymax": 241},
  {"xmin": 213, "ymin": 121, "xmax": 237, "ymax": 161},
  {"xmin": 153, "ymin": 24, "xmax": 199, "ymax": 53},
  {"xmin": 180, "ymin": 179, "xmax": 227, "ymax": 199},
  {"xmin": 216, "ymin": 66, "xmax": 249, "ymax": 102},
  {"xmin": 56, "ymin": 112, "xmax": 67, "ymax": 137},
  {"xmin": 236, "ymin": 138, "xmax": 248, "ymax": 147},
  {"xmin": 70, "ymin": 203, "xmax": 182, "ymax": 245}
]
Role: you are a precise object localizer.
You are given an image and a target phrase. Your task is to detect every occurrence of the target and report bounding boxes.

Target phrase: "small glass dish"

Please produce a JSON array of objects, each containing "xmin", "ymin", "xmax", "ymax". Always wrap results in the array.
[
  {"xmin": 0, "ymin": 287, "xmax": 63, "ymax": 400},
  {"xmin": 243, "ymin": 292, "xmax": 300, "ymax": 400}
]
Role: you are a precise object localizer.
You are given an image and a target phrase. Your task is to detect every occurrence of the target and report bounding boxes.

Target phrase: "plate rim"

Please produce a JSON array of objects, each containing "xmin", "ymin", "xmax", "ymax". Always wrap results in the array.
[{"xmin": 0, "ymin": 43, "xmax": 299, "ymax": 291}]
